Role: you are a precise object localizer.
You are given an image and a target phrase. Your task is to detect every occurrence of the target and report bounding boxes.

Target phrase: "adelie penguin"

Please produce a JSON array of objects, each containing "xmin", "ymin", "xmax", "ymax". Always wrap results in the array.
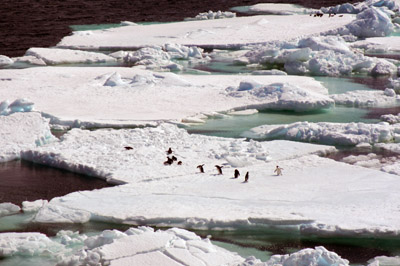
[
  {"xmin": 244, "ymin": 172, "xmax": 249, "ymax": 183},
  {"xmin": 164, "ymin": 157, "xmax": 173, "ymax": 165},
  {"xmin": 166, "ymin": 147, "xmax": 173, "ymax": 154},
  {"xmin": 124, "ymin": 146, "xmax": 133, "ymax": 150},
  {"xmin": 215, "ymin": 165, "xmax": 223, "ymax": 175},
  {"xmin": 234, "ymin": 169, "xmax": 240, "ymax": 179},
  {"xmin": 197, "ymin": 164, "xmax": 205, "ymax": 173}
]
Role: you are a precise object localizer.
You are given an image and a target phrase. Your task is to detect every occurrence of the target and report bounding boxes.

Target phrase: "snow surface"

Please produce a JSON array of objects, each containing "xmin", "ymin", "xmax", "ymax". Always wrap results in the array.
[
  {"xmin": 56, "ymin": 14, "xmax": 354, "ymax": 50},
  {"xmin": 242, "ymin": 121, "xmax": 400, "ymax": 146},
  {"xmin": 0, "ymin": 67, "xmax": 330, "ymax": 127},
  {"xmin": 0, "ymin": 112, "xmax": 56, "ymax": 162},
  {"xmin": 352, "ymin": 36, "xmax": 400, "ymax": 53}
]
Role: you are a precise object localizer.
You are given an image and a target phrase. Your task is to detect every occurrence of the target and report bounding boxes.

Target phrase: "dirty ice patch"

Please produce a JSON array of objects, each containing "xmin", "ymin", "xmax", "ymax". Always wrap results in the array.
[
  {"xmin": 21, "ymin": 123, "xmax": 335, "ymax": 184},
  {"xmin": 56, "ymin": 14, "xmax": 354, "ymax": 50},
  {"xmin": 32, "ymin": 154, "xmax": 400, "ymax": 234},
  {"xmin": 25, "ymin": 47, "xmax": 117, "ymax": 65},
  {"xmin": 226, "ymin": 81, "xmax": 334, "ymax": 112},
  {"xmin": 0, "ymin": 112, "xmax": 56, "ymax": 162},
  {"xmin": 243, "ymin": 121, "xmax": 400, "ymax": 146},
  {"xmin": 0, "ymin": 67, "xmax": 329, "ymax": 127}
]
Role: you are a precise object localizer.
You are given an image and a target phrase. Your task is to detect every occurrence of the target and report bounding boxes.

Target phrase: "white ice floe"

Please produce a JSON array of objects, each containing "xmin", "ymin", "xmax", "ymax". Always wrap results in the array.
[
  {"xmin": 56, "ymin": 14, "xmax": 354, "ymax": 50},
  {"xmin": 244, "ymin": 35, "xmax": 397, "ymax": 77},
  {"xmin": 330, "ymin": 89, "xmax": 400, "ymax": 107},
  {"xmin": 184, "ymin": 10, "xmax": 236, "ymax": 21},
  {"xmin": 246, "ymin": 3, "xmax": 314, "ymax": 15},
  {"xmin": 0, "ymin": 67, "xmax": 329, "ymax": 128},
  {"xmin": 242, "ymin": 121, "xmax": 400, "ymax": 146},
  {"xmin": 117, "ymin": 44, "xmax": 206, "ymax": 71},
  {"xmin": 0, "ymin": 227, "xmax": 245, "ymax": 265},
  {"xmin": 15, "ymin": 124, "xmax": 400, "ymax": 234},
  {"xmin": 0, "ymin": 112, "xmax": 56, "ymax": 162},
  {"xmin": 21, "ymin": 123, "xmax": 334, "ymax": 185},
  {"xmin": 0, "ymin": 203, "xmax": 20, "ymax": 218},
  {"xmin": 25, "ymin": 47, "xmax": 117, "ymax": 65},
  {"xmin": 225, "ymin": 81, "xmax": 334, "ymax": 112},
  {"xmin": 368, "ymin": 255, "xmax": 400, "ymax": 266}
]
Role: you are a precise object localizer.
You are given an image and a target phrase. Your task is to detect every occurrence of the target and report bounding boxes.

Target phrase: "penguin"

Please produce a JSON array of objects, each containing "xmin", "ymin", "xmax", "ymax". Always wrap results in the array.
[
  {"xmin": 215, "ymin": 165, "xmax": 223, "ymax": 175},
  {"xmin": 164, "ymin": 157, "xmax": 173, "ymax": 165},
  {"xmin": 234, "ymin": 169, "xmax": 240, "ymax": 179},
  {"xmin": 171, "ymin": 156, "xmax": 178, "ymax": 161},
  {"xmin": 244, "ymin": 172, "xmax": 249, "ymax": 182},
  {"xmin": 177, "ymin": 161, "xmax": 182, "ymax": 165},
  {"xmin": 167, "ymin": 147, "xmax": 173, "ymax": 154},
  {"xmin": 124, "ymin": 146, "xmax": 133, "ymax": 150},
  {"xmin": 197, "ymin": 164, "xmax": 205, "ymax": 173}
]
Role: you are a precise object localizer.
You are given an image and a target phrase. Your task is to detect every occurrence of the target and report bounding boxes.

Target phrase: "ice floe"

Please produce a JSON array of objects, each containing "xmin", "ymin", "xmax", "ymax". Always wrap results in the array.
[
  {"xmin": 330, "ymin": 89, "xmax": 400, "ymax": 107},
  {"xmin": 184, "ymin": 10, "xmax": 236, "ymax": 21},
  {"xmin": 242, "ymin": 121, "xmax": 400, "ymax": 146},
  {"xmin": 0, "ymin": 67, "xmax": 330, "ymax": 128},
  {"xmin": 0, "ymin": 112, "xmax": 56, "ymax": 162},
  {"xmin": 244, "ymin": 34, "xmax": 397, "ymax": 77},
  {"xmin": 56, "ymin": 14, "xmax": 354, "ymax": 50},
  {"xmin": 21, "ymin": 123, "xmax": 335, "ymax": 184},
  {"xmin": 381, "ymin": 112, "xmax": 400, "ymax": 123},
  {"xmin": 245, "ymin": 3, "xmax": 314, "ymax": 15},
  {"xmin": 25, "ymin": 47, "xmax": 117, "ymax": 65}
]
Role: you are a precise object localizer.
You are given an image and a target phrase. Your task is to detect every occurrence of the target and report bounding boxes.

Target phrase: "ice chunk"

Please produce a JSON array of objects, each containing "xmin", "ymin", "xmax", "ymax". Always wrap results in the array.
[
  {"xmin": 22, "ymin": 199, "xmax": 48, "ymax": 213},
  {"xmin": 103, "ymin": 72, "xmax": 127, "ymax": 87},
  {"xmin": 0, "ymin": 55, "xmax": 14, "ymax": 67},
  {"xmin": 0, "ymin": 203, "xmax": 20, "ymax": 217}
]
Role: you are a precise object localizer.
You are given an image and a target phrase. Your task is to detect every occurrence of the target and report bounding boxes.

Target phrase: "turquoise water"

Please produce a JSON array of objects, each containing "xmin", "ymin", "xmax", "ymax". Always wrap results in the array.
[
  {"xmin": 186, "ymin": 106, "xmax": 379, "ymax": 138},
  {"xmin": 69, "ymin": 23, "xmax": 122, "ymax": 31}
]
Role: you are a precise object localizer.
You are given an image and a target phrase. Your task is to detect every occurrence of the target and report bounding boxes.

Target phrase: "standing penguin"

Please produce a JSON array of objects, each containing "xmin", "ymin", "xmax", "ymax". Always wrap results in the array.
[
  {"xmin": 274, "ymin": 166, "xmax": 283, "ymax": 176},
  {"xmin": 197, "ymin": 164, "xmax": 205, "ymax": 173},
  {"xmin": 167, "ymin": 147, "xmax": 173, "ymax": 154},
  {"xmin": 215, "ymin": 165, "xmax": 223, "ymax": 175},
  {"xmin": 234, "ymin": 169, "xmax": 240, "ymax": 179},
  {"xmin": 244, "ymin": 172, "xmax": 249, "ymax": 182}
]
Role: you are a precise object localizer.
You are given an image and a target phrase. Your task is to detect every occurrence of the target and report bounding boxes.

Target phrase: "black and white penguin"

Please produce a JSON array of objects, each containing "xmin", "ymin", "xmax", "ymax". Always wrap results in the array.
[
  {"xmin": 164, "ymin": 157, "xmax": 173, "ymax": 165},
  {"xmin": 234, "ymin": 169, "xmax": 240, "ymax": 179},
  {"xmin": 197, "ymin": 164, "xmax": 205, "ymax": 173},
  {"xmin": 244, "ymin": 172, "xmax": 249, "ymax": 182},
  {"xmin": 124, "ymin": 146, "xmax": 133, "ymax": 150},
  {"xmin": 167, "ymin": 147, "xmax": 173, "ymax": 154},
  {"xmin": 215, "ymin": 165, "xmax": 223, "ymax": 175}
]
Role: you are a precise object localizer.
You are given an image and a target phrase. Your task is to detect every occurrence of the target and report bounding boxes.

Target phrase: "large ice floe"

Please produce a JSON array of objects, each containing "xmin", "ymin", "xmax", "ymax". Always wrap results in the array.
[
  {"xmin": 56, "ymin": 14, "xmax": 354, "ymax": 50},
  {"xmin": 0, "ymin": 67, "xmax": 331, "ymax": 128},
  {"xmin": 242, "ymin": 121, "xmax": 400, "ymax": 146},
  {"xmin": 0, "ymin": 226, "xmax": 355, "ymax": 265},
  {"xmin": 0, "ymin": 112, "xmax": 56, "ymax": 162},
  {"xmin": 11, "ymin": 123, "xmax": 400, "ymax": 236}
]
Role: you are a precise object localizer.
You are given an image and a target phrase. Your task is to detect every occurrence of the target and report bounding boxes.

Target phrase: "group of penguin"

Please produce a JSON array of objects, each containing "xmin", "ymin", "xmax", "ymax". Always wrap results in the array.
[
  {"xmin": 196, "ymin": 164, "xmax": 249, "ymax": 183},
  {"xmin": 162, "ymin": 147, "xmax": 249, "ymax": 182}
]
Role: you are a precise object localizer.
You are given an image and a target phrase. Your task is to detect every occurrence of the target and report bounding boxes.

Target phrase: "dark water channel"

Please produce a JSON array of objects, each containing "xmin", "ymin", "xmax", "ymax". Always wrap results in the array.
[{"xmin": 0, "ymin": 160, "xmax": 112, "ymax": 206}]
